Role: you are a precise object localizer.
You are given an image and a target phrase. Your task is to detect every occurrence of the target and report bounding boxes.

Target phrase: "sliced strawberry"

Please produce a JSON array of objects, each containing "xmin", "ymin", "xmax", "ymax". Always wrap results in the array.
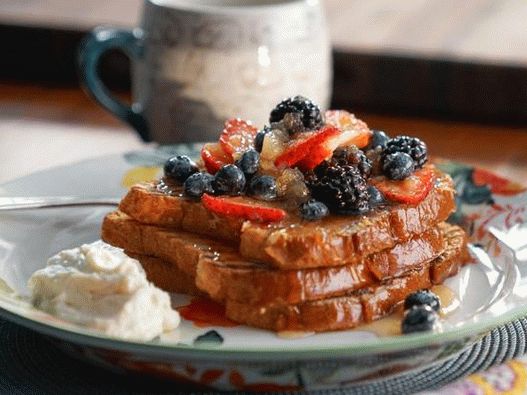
[
  {"xmin": 202, "ymin": 194, "xmax": 286, "ymax": 222},
  {"xmin": 274, "ymin": 126, "xmax": 340, "ymax": 169},
  {"xmin": 325, "ymin": 110, "xmax": 372, "ymax": 148},
  {"xmin": 201, "ymin": 142, "xmax": 232, "ymax": 174},
  {"xmin": 219, "ymin": 118, "xmax": 258, "ymax": 157},
  {"xmin": 297, "ymin": 126, "xmax": 371, "ymax": 171},
  {"xmin": 296, "ymin": 144, "xmax": 334, "ymax": 171},
  {"xmin": 371, "ymin": 168, "xmax": 435, "ymax": 205}
]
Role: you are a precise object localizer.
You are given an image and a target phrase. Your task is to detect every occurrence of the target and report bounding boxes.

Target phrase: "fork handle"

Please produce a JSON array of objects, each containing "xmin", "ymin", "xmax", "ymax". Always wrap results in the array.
[{"xmin": 0, "ymin": 197, "xmax": 120, "ymax": 211}]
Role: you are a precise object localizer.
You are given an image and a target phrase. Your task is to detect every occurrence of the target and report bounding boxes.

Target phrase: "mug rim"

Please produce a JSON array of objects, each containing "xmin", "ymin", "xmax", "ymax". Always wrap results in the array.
[{"xmin": 147, "ymin": 0, "xmax": 316, "ymax": 13}]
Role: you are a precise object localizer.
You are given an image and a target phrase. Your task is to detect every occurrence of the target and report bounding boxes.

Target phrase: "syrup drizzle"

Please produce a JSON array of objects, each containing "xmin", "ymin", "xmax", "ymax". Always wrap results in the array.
[
  {"xmin": 359, "ymin": 285, "xmax": 459, "ymax": 337},
  {"xmin": 277, "ymin": 330, "xmax": 316, "ymax": 339},
  {"xmin": 273, "ymin": 285, "xmax": 459, "ymax": 339},
  {"xmin": 178, "ymin": 298, "xmax": 238, "ymax": 328},
  {"xmin": 432, "ymin": 284, "xmax": 459, "ymax": 316},
  {"xmin": 156, "ymin": 178, "xmax": 183, "ymax": 196}
]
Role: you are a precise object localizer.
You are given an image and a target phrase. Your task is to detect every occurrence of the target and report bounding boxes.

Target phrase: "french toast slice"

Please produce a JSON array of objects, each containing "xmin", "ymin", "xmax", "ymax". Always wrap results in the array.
[
  {"xmin": 118, "ymin": 167, "xmax": 455, "ymax": 269},
  {"xmin": 102, "ymin": 211, "xmax": 236, "ymax": 277},
  {"xmin": 127, "ymin": 228, "xmax": 468, "ymax": 332},
  {"xmin": 102, "ymin": 211, "xmax": 453, "ymax": 306},
  {"xmin": 125, "ymin": 252, "xmax": 204, "ymax": 296},
  {"xmin": 430, "ymin": 224, "xmax": 471, "ymax": 283},
  {"xmin": 197, "ymin": 225, "xmax": 446, "ymax": 305},
  {"xmin": 118, "ymin": 182, "xmax": 244, "ymax": 243},
  {"xmin": 225, "ymin": 230, "xmax": 469, "ymax": 332}
]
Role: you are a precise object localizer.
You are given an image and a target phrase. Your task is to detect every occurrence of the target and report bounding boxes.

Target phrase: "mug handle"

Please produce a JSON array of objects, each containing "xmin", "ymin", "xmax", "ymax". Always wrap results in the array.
[{"xmin": 78, "ymin": 27, "xmax": 150, "ymax": 141}]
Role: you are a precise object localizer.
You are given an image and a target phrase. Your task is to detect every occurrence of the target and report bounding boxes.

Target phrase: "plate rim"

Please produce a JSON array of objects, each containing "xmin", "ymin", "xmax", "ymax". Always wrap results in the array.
[{"xmin": 2, "ymin": 291, "xmax": 527, "ymax": 361}]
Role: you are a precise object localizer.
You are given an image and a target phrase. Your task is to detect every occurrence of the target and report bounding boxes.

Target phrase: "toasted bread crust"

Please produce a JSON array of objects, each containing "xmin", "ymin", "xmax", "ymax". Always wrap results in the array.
[
  {"xmin": 102, "ymin": 211, "xmax": 236, "ymax": 276},
  {"xmin": 240, "ymin": 171, "xmax": 455, "ymax": 269},
  {"xmin": 430, "ymin": 224, "xmax": 471, "ymax": 284},
  {"xmin": 198, "ymin": 225, "xmax": 444, "ymax": 305},
  {"xmin": 225, "ymin": 266, "xmax": 430, "ymax": 332},
  {"xmin": 225, "ymin": 231, "xmax": 468, "ymax": 332},
  {"xmin": 118, "ymin": 185, "xmax": 244, "ymax": 243},
  {"xmin": 196, "ymin": 257, "xmax": 376, "ymax": 306},
  {"xmin": 117, "ymin": 169, "xmax": 455, "ymax": 269},
  {"xmin": 125, "ymin": 225, "xmax": 469, "ymax": 332},
  {"xmin": 126, "ymin": 252, "xmax": 204, "ymax": 296},
  {"xmin": 102, "ymin": 211, "xmax": 453, "ymax": 306}
]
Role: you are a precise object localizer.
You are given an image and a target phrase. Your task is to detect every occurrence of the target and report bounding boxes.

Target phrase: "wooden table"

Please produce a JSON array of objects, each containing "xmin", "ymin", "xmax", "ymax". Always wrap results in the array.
[{"xmin": 1, "ymin": 82, "xmax": 525, "ymax": 184}]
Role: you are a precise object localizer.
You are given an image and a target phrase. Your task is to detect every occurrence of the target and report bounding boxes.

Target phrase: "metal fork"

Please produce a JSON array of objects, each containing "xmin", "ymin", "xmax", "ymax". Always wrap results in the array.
[{"xmin": 0, "ymin": 196, "xmax": 120, "ymax": 210}]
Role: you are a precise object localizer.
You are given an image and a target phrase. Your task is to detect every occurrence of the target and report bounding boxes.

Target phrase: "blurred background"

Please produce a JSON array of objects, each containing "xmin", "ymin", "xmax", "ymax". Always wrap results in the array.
[
  {"xmin": 0, "ymin": 0, "xmax": 526, "ymax": 182},
  {"xmin": 2, "ymin": 0, "xmax": 527, "ymax": 121}
]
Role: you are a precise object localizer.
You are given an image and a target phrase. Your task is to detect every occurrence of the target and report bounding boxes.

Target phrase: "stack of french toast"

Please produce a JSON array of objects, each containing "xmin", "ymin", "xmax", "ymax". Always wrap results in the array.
[{"xmin": 102, "ymin": 97, "xmax": 471, "ymax": 333}]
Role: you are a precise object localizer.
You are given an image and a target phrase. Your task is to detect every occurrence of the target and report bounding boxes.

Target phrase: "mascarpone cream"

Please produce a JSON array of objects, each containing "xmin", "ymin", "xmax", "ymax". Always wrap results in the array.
[{"xmin": 28, "ymin": 241, "xmax": 180, "ymax": 341}]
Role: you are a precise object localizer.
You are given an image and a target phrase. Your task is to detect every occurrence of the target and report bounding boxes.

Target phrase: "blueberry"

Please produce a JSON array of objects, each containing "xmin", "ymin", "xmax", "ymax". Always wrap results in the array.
[
  {"xmin": 369, "ymin": 130, "xmax": 390, "ymax": 149},
  {"xmin": 254, "ymin": 127, "xmax": 271, "ymax": 153},
  {"xmin": 236, "ymin": 149, "xmax": 260, "ymax": 176},
  {"xmin": 299, "ymin": 199, "xmax": 329, "ymax": 221},
  {"xmin": 247, "ymin": 175, "xmax": 277, "ymax": 200},
  {"xmin": 212, "ymin": 164, "xmax": 246, "ymax": 195},
  {"xmin": 183, "ymin": 172, "xmax": 214, "ymax": 198},
  {"xmin": 382, "ymin": 152, "xmax": 415, "ymax": 180},
  {"xmin": 401, "ymin": 305, "xmax": 438, "ymax": 334},
  {"xmin": 368, "ymin": 185, "xmax": 386, "ymax": 207},
  {"xmin": 164, "ymin": 155, "xmax": 198, "ymax": 183},
  {"xmin": 404, "ymin": 290, "xmax": 441, "ymax": 313}
]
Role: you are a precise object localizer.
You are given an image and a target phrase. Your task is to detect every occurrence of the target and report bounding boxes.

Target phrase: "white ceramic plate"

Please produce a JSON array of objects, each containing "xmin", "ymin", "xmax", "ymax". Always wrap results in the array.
[{"xmin": 0, "ymin": 145, "xmax": 525, "ymax": 391}]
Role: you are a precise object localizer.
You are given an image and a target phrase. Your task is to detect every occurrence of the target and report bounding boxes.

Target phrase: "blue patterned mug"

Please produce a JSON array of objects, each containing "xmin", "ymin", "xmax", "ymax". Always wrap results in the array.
[{"xmin": 79, "ymin": 0, "xmax": 332, "ymax": 143}]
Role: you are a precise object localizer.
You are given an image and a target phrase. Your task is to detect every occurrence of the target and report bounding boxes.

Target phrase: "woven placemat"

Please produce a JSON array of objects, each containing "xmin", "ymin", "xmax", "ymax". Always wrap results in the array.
[{"xmin": 1, "ymin": 317, "xmax": 526, "ymax": 395}]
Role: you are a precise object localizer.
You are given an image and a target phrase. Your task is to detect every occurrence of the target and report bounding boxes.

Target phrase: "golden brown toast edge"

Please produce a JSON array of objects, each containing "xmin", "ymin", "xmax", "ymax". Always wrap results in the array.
[
  {"xmin": 241, "ymin": 170, "xmax": 456, "ymax": 269},
  {"xmin": 225, "ymin": 229, "xmax": 469, "ymax": 332},
  {"xmin": 102, "ymin": 211, "xmax": 453, "ymax": 306},
  {"xmin": 126, "ymin": 252, "xmax": 204, "ymax": 296},
  {"xmin": 118, "ymin": 184, "xmax": 243, "ymax": 243},
  {"xmin": 197, "ymin": 224, "xmax": 445, "ymax": 305},
  {"xmin": 117, "ymin": 169, "xmax": 455, "ymax": 269}
]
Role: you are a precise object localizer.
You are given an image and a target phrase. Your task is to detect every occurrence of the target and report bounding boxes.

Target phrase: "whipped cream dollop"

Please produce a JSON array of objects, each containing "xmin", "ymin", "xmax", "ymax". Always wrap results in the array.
[{"xmin": 28, "ymin": 241, "xmax": 180, "ymax": 341}]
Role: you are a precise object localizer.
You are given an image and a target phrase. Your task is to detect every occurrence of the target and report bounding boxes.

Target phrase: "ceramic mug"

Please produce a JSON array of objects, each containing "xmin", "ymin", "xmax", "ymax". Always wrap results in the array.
[{"xmin": 79, "ymin": 0, "xmax": 332, "ymax": 143}]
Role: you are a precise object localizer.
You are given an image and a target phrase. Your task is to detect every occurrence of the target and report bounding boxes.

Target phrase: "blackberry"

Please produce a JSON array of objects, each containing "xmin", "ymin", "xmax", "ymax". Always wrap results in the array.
[
  {"xmin": 382, "ymin": 136, "xmax": 428, "ymax": 169},
  {"xmin": 331, "ymin": 147, "xmax": 372, "ymax": 178},
  {"xmin": 281, "ymin": 112, "xmax": 306, "ymax": 135},
  {"xmin": 307, "ymin": 163, "xmax": 370, "ymax": 215},
  {"xmin": 269, "ymin": 96, "xmax": 323, "ymax": 133}
]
